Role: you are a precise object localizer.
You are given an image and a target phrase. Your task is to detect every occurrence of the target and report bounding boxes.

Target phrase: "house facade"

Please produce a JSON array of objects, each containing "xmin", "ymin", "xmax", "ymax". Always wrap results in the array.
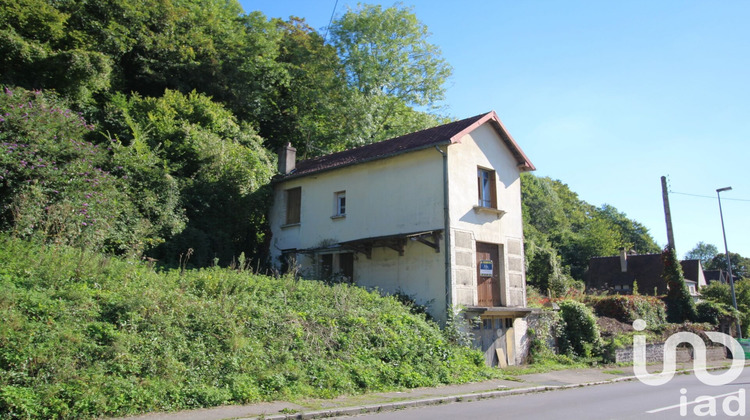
[{"xmin": 268, "ymin": 111, "xmax": 535, "ymax": 366}]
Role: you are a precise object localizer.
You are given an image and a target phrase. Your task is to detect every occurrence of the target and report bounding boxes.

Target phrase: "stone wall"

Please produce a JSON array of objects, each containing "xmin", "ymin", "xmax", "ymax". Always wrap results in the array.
[
  {"xmin": 453, "ymin": 230, "xmax": 475, "ymax": 306},
  {"xmin": 615, "ymin": 343, "xmax": 727, "ymax": 364},
  {"xmin": 506, "ymin": 238, "xmax": 525, "ymax": 306}
]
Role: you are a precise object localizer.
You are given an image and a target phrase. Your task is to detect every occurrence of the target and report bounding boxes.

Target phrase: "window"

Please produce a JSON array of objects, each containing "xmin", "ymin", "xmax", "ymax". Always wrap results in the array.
[
  {"xmin": 483, "ymin": 319, "xmax": 493, "ymax": 330},
  {"xmin": 285, "ymin": 187, "xmax": 301, "ymax": 224},
  {"xmin": 477, "ymin": 168, "xmax": 497, "ymax": 208},
  {"xmin": 334, "ymin": 191, "xmax": 346, "ymax": 217}
]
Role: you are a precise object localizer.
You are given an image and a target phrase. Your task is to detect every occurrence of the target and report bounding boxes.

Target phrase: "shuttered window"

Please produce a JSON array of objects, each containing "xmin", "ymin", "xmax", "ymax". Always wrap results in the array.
[{"xmin": 286, "ymin": 187, "xmax": 301, "ymax": 224}]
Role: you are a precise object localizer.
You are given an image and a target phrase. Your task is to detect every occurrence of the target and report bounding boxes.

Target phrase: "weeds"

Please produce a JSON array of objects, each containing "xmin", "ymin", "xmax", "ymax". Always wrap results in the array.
[{"xmin": 0, "ymin": 235, "xmax": 494, "ymax": 419}]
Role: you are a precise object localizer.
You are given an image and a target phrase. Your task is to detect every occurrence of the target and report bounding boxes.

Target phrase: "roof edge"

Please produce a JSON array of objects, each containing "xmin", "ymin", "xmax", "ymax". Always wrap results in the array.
[
  {"xmin": 275, "ymin": 140, "xmax": 452, "ymax": 183},
  {"xmin": 450, "ymin": 111, "xmax": 535, "ymax": 171}
]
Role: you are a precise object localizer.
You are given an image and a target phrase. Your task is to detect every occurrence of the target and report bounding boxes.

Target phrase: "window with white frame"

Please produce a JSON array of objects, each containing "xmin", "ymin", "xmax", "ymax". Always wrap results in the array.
[
  {"xmin": 334, "ymin": 191, "xmax": 346, "ymax": 217},
  {"xmin": 477, "ymin": 168, "xmax": 497, "ymax": 208}
]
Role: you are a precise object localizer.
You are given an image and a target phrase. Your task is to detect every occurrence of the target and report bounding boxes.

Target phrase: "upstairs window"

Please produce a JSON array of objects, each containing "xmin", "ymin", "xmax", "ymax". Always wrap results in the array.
[
  {"xmin": 477, "ymin": 168, "xmax": 497, "ymax": 208},
  {"xmin": 334, "ymin": 191, "xmax": 346, "ymax": 217},
  {"xmin": 285, "ymin": 187, "xmax": 301, "ymax": 224}
]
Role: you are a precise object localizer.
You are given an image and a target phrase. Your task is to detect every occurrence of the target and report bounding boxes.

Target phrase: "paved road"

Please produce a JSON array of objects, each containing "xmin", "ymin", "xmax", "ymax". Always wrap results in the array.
[{"xmin": 337, "ymin": 367, "xmax": 750, "ymax": 420}]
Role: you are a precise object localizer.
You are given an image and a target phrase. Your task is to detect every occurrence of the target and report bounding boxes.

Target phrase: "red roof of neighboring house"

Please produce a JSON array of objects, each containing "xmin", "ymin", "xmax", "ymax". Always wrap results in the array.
[{"xmin": 281, "ymin": 111, "xmax": 535, "ymax": 180}]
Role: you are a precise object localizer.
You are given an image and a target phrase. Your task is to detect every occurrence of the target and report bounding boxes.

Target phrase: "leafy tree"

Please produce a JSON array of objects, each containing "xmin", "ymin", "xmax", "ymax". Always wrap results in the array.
[
  {"xmin": 701, "ymin": 280, "xmax": 750, "ymax": 337},
  {"xmin": 113, "ymin": 89, "xmax": 275, "ymax": 266},
  {"xmin": 706, "ymin": 252, "xmax": 749, "ymax": 279},
  {"xmin": 521, "ymin": 173, "xmax": 661, "ymax": 282},
  {"xmin": 524, "ymin": 234, "xmax": 580, "ymax": 296},
  {"xmin": 257, "ymin": 17, "xmax": 349, "ymax": 158},
  {"xmin": 0, "ymin": 0, "xmax": 112, "ymax": 105},
  {"xmin": 329, "ymin": 4, "xmax": 451, "ymax": 145},
  {"xmin": 598, "ymin": 204, "xmax": 660, "ymax": 254},
  {"xmin": 684, "ymin": 241, "xmax": 720, "ymax": 266},
  {"xmin": 661, "ymin": 247, "xmax": 697, "ymax": 323}
]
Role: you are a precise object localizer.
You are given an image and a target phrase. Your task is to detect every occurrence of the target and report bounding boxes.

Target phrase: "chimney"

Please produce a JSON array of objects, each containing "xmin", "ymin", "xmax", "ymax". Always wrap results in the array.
[
  {"xmin": 619, "ymin": 247, "xmax": 627, "ymax": 273},
  {"xmin": 278, "ymin": 143, "xmax": 296, "ymax": 175}
]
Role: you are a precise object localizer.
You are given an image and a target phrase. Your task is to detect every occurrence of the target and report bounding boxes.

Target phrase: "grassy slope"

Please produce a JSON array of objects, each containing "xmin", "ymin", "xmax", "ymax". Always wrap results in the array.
[{"xmin": 0, "ymin": 236, "xmax": 497, "ymax": 419}]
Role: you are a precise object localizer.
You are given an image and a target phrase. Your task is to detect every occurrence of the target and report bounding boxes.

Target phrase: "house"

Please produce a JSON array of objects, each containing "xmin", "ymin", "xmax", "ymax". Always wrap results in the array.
[
  {"xmin": 268, "ymin": 111, "xmax": 535, "ymax": 366},
  {"xmin": 584, "ymin": 249, "xmax": 707, "ymax": 298},
  {"xmin": 704, "ymin": 269, "xmax": 729, "ymax": 285}
]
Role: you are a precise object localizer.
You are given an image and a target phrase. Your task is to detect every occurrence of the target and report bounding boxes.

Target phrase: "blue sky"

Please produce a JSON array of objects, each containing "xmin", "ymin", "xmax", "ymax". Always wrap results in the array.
[{"xmin": 240, "ymin": 0, "xmax": 750, "ymax": 259}]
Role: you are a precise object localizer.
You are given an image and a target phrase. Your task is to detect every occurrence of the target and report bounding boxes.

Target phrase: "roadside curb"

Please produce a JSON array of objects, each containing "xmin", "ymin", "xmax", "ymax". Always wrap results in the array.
[
  {"xmin": 246, "ymin": 363, "xmax": 740, "ymax": 420},
  {"xmin": 248, "ymin": 386, "xmax": 556, "ymax": 420}
]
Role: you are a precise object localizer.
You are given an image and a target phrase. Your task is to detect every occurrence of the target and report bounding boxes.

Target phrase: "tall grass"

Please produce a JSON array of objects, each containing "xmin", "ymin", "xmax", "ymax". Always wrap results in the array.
[{"xmin": 0, "ymin": 236, "xmax": 495, "ymax": 419}]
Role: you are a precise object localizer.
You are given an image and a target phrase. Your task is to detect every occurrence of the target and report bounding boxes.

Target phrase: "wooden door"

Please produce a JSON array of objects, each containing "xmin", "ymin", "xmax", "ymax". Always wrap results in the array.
[
  {"xmin": 476, "ymin": 242, "xmax": 501, "ymax": 307},
  {"xmin": 477, "ymin": 317, "xmax": 511, "ymax": 367}
]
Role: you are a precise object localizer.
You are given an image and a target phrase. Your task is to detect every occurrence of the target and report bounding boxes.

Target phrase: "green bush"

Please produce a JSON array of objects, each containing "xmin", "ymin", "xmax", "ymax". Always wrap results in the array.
[
  {"xmin": 588, "ymin": 294, "xmax": 667, "ymax": 327},
  {"xmin": 0, "ymin": 235, "xmax": 496, "ymax": 419},
  {"xmin": 695, "ymin": 301, "xmax": 720, "ymax": 325},
  {"xmin": 526, "ymin": 309, "xmax": 563, "ymax": 363},
  {"xmin": 557, "ymin": 300, "xmax": 603, "ymax": 358},
  {"xmin": 0, "ymin": 87, "xmax": 178, "ymax": 255}
]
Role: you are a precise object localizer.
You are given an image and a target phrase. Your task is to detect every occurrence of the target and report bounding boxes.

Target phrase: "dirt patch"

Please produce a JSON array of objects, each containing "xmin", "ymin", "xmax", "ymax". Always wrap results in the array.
[{"xmin": 597, "ymin": 316, "xmax": 634, "ymax": 337}]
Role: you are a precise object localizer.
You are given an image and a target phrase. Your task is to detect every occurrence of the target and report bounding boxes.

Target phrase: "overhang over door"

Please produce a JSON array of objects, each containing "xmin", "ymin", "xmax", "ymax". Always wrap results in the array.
[{"xmin": 476, "ymin": 242, "xmax": 501, "ymax": 307}]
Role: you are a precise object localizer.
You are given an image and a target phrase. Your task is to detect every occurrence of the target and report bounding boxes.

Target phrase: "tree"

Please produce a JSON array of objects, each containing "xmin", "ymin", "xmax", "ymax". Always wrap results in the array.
[
  {"xmin": 701, "ymin": 279, "xmax": 750, "ymax": 337},
  {"xmin": 662, "ymin": 247, "xmax": 697, "ymax": 323},
  {"xmin": 598, "ymin": 204, "xmax": 660, "ymax": 254},
  {"xmin": 521, "ymin": 173, "xmax": 662, "ymax": 282},
  {"xmin": 113, "ymin": 89, "xmax": 275, "ymax": 266},
  {"xmin": 329, "ymin": 4, "xmax": 452, "ymax": 145},
  {"xmin": 706, "ymin": 252, "xmax": 749, "ymax": 279},
  {"xmin": 684, "ymin": 241, "xmax": 720, "ymax": 266},
  {"xmin": 0, "ymin": 0, "xmax": 112, "ymax": 105},
  {"xmin": 257, "ymin": 17, "xmax": 349, "ymax": 158}
]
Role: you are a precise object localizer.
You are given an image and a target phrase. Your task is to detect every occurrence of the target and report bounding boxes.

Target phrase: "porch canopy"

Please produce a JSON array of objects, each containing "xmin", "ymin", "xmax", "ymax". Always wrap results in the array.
[{"xmin": 300, "ymin": 229, "xmax": 444, "ymax": 259}]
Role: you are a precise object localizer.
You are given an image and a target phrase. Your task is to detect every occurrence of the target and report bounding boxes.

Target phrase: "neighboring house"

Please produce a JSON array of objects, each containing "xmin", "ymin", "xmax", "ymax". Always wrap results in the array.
[
  {"xmin": 584, "ymin": 249, "xmax": 707, "ymax": 298},
  {"xmin": 268, "ymin": 111, "xmax": 535, "ymax": 366},
  {"xmin": 704, "ymin": 269, "xmax": 729, "ymax": 285}
]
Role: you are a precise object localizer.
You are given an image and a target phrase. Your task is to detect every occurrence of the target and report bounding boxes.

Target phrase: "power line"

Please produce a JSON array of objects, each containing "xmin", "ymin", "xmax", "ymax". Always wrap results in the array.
[
  {"xmin": 670, "ymin": 190, "xmax": 750, "ymax": 202},
  {"xmin": 323, "ymin": 0, "xmax": 339, "ymax": 42}
]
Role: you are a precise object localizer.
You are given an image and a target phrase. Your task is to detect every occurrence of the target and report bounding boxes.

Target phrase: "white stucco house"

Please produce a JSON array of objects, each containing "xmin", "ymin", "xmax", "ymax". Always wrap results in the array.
[{"xmin": 268, "ymin": 111, "xmax": 536, "ymax": 366}]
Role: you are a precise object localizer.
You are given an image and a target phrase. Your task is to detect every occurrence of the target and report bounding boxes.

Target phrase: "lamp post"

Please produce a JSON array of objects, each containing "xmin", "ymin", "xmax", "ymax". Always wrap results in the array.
[{"xmin": 717, "ymin": 186, "xmax": 741, "ymax": 339}]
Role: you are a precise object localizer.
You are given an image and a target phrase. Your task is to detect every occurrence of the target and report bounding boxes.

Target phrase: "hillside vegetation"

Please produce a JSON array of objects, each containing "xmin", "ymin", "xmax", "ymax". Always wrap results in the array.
[
  {"xmin": 0, "ymin": 235, "xmax": 495, "ymax": 419},
  {"xmin": 521, "ymin": 173, "xmax": 661, "ymax": 295},
  {"xmin": 0, "ymin": 1, "xmax": 662, "ymax": 274}
]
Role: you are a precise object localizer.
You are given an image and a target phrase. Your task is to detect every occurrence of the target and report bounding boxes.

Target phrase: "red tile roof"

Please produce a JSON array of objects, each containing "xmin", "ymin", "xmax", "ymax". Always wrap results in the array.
[{"xmin": 281, "ymin": 111, "xmax": 535, "ymax": 180}]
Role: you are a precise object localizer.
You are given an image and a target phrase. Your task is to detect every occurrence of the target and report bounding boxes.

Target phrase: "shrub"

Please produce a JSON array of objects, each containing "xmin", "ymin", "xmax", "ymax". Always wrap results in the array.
[
  {"xmin": 695, "ymin": 301, "xmax": 720, "ymax": 325},
  {"xmin": 526, "ymin": 309, "xmax": 563, "ymax": 363},
  {"xmin": 557, "ymin": 300, "xmax": 603, "ymax": 358},
  {"xmin": 588, "ymin": 294, "xmax": 667, "ymax": 327},
  {"xmin": 0, "ymin": 87, "xmax": 175, "ymax": 255}
]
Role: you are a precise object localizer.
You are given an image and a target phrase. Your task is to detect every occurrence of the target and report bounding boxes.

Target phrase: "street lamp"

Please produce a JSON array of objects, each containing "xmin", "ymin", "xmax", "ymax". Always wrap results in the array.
[{"xmin": 717, "ymin": 186, "xmax": 741, "ymax": 339}]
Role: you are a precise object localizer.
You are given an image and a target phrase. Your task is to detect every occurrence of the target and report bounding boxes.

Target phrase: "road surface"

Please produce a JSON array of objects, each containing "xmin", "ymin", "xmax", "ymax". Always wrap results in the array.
[{"xmin": 337, "ymin": 367, "xmax": 749, "ymax": 419}]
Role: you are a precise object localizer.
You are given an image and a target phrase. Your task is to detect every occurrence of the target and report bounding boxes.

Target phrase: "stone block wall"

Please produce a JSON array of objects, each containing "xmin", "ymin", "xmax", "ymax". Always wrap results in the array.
[
  {"xmin": 615, "ymin": 344, "xmax": 727, "ymax": 364},
  {"xmin": 453, "ymin": 230, "xmax": 475, "ymax": 307}
]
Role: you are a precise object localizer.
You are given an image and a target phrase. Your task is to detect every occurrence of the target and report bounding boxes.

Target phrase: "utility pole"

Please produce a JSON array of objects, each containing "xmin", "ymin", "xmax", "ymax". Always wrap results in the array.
[
  {"xmin": 717, "ymin": 186, "xmax": 742, "ymax": 339},
  {"xmin": 661, "ymin": 176, "xmax": 676, "ymax": 251}
]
